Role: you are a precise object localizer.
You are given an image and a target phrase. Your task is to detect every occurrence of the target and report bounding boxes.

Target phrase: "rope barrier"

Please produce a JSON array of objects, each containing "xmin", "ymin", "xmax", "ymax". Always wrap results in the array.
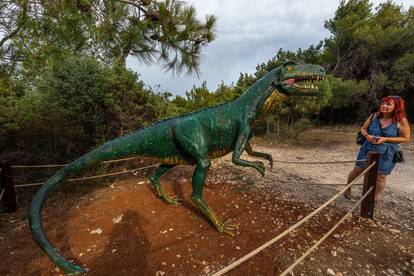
[
  {"xmin": 12, "ymin": 164, "xmax": 67, "ymax": 169},
  {"xmin": 271, "ymin": 159, "xmax": 367, "ymax": 165},
  {"xmin": 0, "ymin": 172, "xmax": 12, "ymax": 179},
  {"xmin": 230, "ymin": 167, "xmax": 364, "ymax": 187},
  {"xmin": 0, "ymin": 188, "xmax": 4, "ymax": 201},
  {"xmin": 11, "ymin": 156, "xmax": 371, "ymax": 169},
  {"xmin": 265, "ymin": 175, "xmax": 364, "ymax": 186},
  {"xmin": 282, "ymin": 181, "xmax": 363, "ymax": 186},
  {"xmin": 14, "ymin": 163, "xmax": 159, "ymax": 188},
  {"xmin": 11, "ymin": 157, "xmax": 139, "ymax": 169},
  {"xmin": 239, "ymin": 154, "xmax": 366, "ymax": 165},
  {"xmin": 102, "ymin": 157, "xmax": 138, "ymax": 164},
  {"xmin": 279, "ymin": 186, "xmax": 374, "ymax": 276},
  {"xmin": 210, "ymin": 162, "xmax": 376, "ymax": 276}
]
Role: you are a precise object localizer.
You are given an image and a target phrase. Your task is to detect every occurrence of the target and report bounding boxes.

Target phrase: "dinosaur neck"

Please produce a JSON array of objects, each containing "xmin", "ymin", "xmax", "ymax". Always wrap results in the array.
[{"xmin": 235, "ymin": 68, "xmax": 282, "ymax": 121}]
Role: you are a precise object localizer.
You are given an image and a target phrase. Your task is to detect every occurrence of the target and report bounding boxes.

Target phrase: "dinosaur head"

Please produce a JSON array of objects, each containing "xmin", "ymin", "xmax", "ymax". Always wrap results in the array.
[{"xmin": 276, "ymin": 60, "xmax": 326, "ymax": 95}]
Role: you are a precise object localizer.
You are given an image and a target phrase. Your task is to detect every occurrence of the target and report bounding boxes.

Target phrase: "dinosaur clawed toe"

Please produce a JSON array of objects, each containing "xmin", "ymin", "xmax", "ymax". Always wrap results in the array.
[
  {"xmin": 159, "ymin": 193, "xmax": 182, "ymax": 205},
  {"xmin": 153, "ymin": 185, "xmax": 182, "ymax": 205},
  {"xmin": 217, "ymin": 219, "xmax": 239, "ymax": 236}
]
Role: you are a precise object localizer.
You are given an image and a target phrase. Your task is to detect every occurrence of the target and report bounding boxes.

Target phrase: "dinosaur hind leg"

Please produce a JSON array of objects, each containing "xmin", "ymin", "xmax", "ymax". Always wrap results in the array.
[
  {"xmin": 172, "ymin": 120, "xmax": 238, "ymax": 235},
  {"xmin": 190, "ymin": 159, "xmax": 238, "ymax": 235},
  {"xmin": 149, "ymin": 164, "xmax": 181, "ymax": 205}
]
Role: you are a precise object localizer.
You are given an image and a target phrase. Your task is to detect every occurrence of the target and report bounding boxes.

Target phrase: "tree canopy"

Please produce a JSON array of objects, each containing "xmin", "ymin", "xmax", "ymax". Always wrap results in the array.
[{"xmin": 0, "ymin": 0, "xmax": 217, "ymax": 77}]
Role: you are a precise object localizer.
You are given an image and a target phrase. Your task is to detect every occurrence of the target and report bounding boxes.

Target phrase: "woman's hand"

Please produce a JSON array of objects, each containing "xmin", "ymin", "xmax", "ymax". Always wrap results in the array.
[
  {"xmin": 372, "ymin": 136, "xmax": 387, "ymax": 144},
  {"xmin": 366, "ymin": 135, "xmax": 376, "ymax": 143}
]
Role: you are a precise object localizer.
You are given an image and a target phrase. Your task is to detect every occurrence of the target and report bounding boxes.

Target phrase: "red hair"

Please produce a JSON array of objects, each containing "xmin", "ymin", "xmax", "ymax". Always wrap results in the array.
[{"xmin": 376, "ymin": 95, "xmax": 406, "ymax": 122}]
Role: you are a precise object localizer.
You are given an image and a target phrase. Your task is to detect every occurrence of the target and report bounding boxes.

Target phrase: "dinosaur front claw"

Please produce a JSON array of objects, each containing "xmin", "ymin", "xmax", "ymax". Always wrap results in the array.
[
  {"xmin": 268, "ymin": 155, "xmax": 273, "ymax": 168},
  {"xmin": 253, "ymin": 161, "xmax": 265, "ymax": 176}
]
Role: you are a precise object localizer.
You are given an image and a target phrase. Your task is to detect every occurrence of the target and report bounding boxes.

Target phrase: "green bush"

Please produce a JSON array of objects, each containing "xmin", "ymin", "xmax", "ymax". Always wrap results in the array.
[{"xmin": 0, "ymin": 56, "xmax": 163, "ymax": 163}]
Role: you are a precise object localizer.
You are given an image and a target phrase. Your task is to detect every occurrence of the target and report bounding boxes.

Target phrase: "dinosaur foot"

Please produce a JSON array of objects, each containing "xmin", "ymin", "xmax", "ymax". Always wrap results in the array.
[
  {"xmin": 153, "ymin": 185, "xmax": 182, "ymax": 205},
  {"xmin": 191, "ymin": 196, "xmax": 239, "ymax": 236},
  {"xmin": 161, "ymin": 194, "xmax": 182, "ymax": 205},
  {"xmin": 216, "ymin": 219, "xmax": 239, "ymax": 236}
]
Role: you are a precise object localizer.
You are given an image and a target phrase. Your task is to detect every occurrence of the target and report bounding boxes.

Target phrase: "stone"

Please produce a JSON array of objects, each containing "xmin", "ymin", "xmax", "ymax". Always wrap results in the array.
[
  {"xmin": 327, "ymin": 268, "xmax": 335, "ymax": 275},
  {"xmin": 90, "ymin": 228, "xmax": 102, "ymax": 235},
  {"xmin": 387, "ymin": 269, "xmax": 395, "ymax": 274}
]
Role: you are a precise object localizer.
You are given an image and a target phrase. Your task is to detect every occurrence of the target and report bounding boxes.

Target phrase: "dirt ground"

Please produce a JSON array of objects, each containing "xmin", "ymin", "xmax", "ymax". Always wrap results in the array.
[{"xmin": 1, "ymin": 126, "xmax": 413, "ymax": 276}]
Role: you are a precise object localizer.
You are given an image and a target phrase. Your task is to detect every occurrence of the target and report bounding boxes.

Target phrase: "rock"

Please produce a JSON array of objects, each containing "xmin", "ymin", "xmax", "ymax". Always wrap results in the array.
[
  {"xmin": 112, "ymin": 214, "xmax": 123, "ymax": 224},
  {"xmin": 327, "ymin": 268, "xmax": 335, "ymax": 275},
  {"xmin": 389, "ymin": 228, "xmax": 401, "ymax": 234},
  {"xmin": 90, "ymin": 228, "xmax": 102, "ymax": 235},
  {"xmin": 387, "ymin": 269, "xmax": 395, "ymax": 274}
]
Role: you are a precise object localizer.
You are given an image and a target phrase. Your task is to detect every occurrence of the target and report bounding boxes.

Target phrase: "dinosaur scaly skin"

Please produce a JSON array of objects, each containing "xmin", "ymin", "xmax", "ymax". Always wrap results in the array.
[{"xmin": 29, "ymin": 61, "xmax": 326, "ymax": 274}]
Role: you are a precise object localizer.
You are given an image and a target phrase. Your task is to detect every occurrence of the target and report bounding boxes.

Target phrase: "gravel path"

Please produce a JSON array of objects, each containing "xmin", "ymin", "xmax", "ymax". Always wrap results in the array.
[{"xmin": 218, "ymin": 126, "xmax": 414, "ymax": 231}]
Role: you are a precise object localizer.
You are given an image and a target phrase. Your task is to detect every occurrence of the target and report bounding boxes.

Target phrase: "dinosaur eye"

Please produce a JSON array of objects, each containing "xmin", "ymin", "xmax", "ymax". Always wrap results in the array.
[{"xmin": 287, "ymin": 66, "xmax": 293, "ymax": 71}]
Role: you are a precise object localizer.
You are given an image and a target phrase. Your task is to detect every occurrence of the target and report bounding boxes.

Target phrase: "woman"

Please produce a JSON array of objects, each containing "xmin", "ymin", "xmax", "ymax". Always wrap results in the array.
[{"xmin": 345, "ymin": 95, "xmax": 410, "ymax": 200}]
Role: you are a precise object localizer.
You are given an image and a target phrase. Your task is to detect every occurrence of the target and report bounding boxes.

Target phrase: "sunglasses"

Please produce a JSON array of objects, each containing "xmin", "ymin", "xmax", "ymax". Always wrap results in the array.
[{"xmin": 388, "ymin": 95, "xmax": 400, "ymax": 99}]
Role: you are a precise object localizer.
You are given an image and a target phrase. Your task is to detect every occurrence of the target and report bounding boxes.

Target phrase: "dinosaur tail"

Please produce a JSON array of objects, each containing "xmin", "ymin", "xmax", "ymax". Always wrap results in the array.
[{"xmin": 28, "ymin": 142, "xmax": 133, "ymax": 274}]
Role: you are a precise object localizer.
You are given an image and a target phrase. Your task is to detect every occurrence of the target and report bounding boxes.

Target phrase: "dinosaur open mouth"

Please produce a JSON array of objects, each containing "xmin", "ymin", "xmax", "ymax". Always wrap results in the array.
[{"xmin": 283, "ymin": 75, "xmax": 325, "ymax": 90}]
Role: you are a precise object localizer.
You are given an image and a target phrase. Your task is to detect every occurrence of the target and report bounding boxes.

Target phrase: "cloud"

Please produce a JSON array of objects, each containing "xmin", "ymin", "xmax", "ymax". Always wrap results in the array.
[{"xmin": 127, "ymin": 0, "xmax": 413, "ymax": 96}]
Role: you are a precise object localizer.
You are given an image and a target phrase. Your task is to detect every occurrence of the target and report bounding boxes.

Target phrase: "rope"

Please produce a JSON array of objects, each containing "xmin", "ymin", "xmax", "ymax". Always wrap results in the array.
[
  {"xmin": 12, "ymin": 164, "xmax": 67, "ymax": 169},
  {"xmin": 0, "ymin": 188, "xmax": 4, "ymax": 201},
  {"xmin": 265, "ymin": 175, "xmax": 364, "ymax": 186},
  {"xmin": 102, "ymin": 157, "xmax": 137, "ymax": 164},
  {"xmin": 0, "ymin": 172, "xmax": 12, "ymax": 179},
  {"xmin": 14, "ymin": 164, "xmax": 159, "ymax": 188},
  {"xmin": 271, "ymin": 158, "xmax": 367, "ymax": 165},
  {"xmin": 230, "ymin": 168, "xmax": 364, "ymax": 187},
  {"xmin": 297, "ymin": 182, "xmax": 363, "ymax": 186},
  {"xmin": 9, "ymin": 156, "xmax": 372, "ymax": 169},
  {"xmin": 210, "ymin": 162, "xmax": 376, "ymax": 276},
  {"xmin": 239, "ymin": 154, "xmax": 367, "ymax": 165},
  {"xmin": 279, "ymin": 186, "xmax": 374, "ymax": 276},
  {"xmin": 11, "ymin": 157, "xmax": 138, "ymax": 169}
]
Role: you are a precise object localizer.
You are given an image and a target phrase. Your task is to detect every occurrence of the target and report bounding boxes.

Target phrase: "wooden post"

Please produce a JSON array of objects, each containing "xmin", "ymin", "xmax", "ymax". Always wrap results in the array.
[
  {"xmin": 361, "ymin": 152, "xmax": 379, "ymax": 218},
  {"xmin": 1, "ymin": 161, "xmax": 17, "ymax": 213}
]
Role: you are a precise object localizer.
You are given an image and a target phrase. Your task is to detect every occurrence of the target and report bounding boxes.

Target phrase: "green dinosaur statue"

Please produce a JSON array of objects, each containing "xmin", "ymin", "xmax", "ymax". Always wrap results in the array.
[{"xmin": 29, "ymin": 61, "xmax": 326, "ymax": 274}]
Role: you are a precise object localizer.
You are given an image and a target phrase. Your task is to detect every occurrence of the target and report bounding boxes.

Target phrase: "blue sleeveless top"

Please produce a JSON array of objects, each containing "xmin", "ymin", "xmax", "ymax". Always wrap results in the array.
[{"xmin": 355, "ymin": 115, "xmax": 400, "ymax": 175}]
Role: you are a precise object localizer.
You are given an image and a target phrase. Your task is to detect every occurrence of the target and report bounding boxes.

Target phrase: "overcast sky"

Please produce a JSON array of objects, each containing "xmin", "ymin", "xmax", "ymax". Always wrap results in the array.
[{"xmin": 126, "ymin": 0, "xmax": 413, "ymax": 97}]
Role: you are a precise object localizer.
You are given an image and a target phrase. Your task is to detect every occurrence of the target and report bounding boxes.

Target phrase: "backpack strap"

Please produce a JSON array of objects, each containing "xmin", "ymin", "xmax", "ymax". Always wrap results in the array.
[
  {"xmin": 368, "ymin": 112, "xmax": 375, "ymax": 126},
  {"xmin": 397, "ymin": 121, "xmax": 400, "ymax": 136}
]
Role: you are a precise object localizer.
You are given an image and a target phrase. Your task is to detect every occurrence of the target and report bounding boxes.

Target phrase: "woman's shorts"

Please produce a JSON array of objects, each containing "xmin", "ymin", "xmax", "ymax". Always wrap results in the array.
[{"xmin": 355, "ymin": 150, "xmax": 395, "ymax": 175}]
